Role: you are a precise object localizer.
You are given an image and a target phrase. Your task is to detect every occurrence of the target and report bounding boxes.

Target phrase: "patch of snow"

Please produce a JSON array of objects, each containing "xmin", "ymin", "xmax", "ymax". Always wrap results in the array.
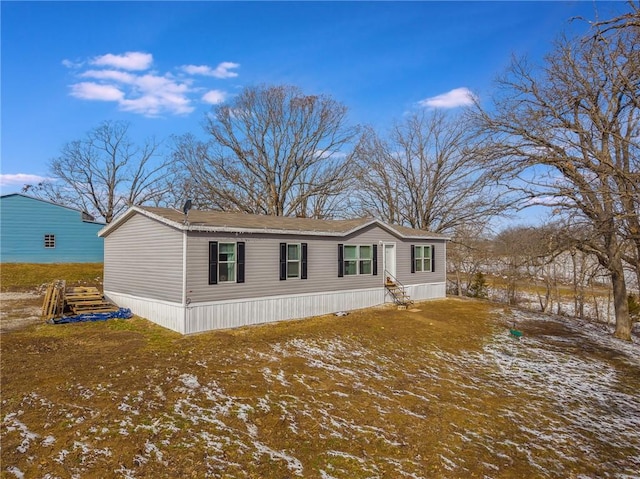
[
  {"xmin": 41, "ymin": 435, "xmax": 56, "ymax": 447},
  {"xmin": 327, "ymin": 450, "xmax": 366, "ymax": 463},
  {"xmin": 5, "ymin": 466, "xmax": 24, "ymax": 479},
  {"xmin": 440, "ymin": 454, "xmax": 457, "ymax": 471},
  {"xmin": 144, "ymin": 440, "xmax": 167, "ymax": 465},
  {"xmin": 178, "ymin": 373, "xmax": 200, "ymax": 390},
  {"xmin": 54, "ymin": 449, "xmax": 69, "ymax": 464},
  {"xmin": 252, "ymin": 441, "xmax": 304, "ymax": 476},
  {"xmin": 2, "ymin": 413, "xmax": 39, "ymax": 453},
  {"xmin": 114, "ymin": 465, "xmax": 136, "ymax": 479},
  {"xmin": 257, "ymin": 396, "xmax": 271, "ymax": 413}
]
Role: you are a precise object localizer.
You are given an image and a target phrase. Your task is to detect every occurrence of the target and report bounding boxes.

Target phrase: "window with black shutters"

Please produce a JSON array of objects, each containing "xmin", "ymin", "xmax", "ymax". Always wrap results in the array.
[
  {"xmin": 280, "ymin": 242, "xmax": 308, "ymax": 280},
  {"xmin": 209, "ymin": 241, "xmax": 245, "ymax": 284},
  {"xmin": 338, "ymin": 244, "xmax": 377, "ymax": 276},
  {"xmin": 411, "ymin": 245, "xmax": 434, "ymax": 273}
]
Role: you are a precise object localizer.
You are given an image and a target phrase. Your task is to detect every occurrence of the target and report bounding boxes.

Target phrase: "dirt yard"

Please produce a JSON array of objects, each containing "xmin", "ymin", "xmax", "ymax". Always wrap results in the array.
[
  {"xmin": 0, "ymin": 292, "xmax": 43, "ymax": 332},
  {"xmin": 1, "ymin": 297, "xmax": 639, "ymax": 478}
]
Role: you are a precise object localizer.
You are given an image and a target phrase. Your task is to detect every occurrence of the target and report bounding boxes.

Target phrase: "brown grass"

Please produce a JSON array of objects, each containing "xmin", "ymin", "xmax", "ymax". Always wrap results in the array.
[
  {"xmin": 0, "ymin": 263, "xmax": 103, "ymax": 292},
  {"xmin": 2, "ymin": 296, "xmax": 638, "ymax": 478}
]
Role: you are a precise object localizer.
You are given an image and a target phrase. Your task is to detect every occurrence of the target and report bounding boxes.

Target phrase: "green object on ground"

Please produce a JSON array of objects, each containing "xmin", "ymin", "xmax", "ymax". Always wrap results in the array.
[{"xmin": 510, "ymin": 328, "xmax": 523, "ymax": 339}]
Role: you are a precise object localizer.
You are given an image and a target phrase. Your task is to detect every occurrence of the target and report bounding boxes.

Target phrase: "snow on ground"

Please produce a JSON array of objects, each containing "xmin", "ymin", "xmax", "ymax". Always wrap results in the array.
[
  {"xmin": 431, "ymin": 308, "xmax": 640, "ymax": 476},
  {"xmin": 2, "ymin": 308, "xmax": 639, "ymax": 478}
]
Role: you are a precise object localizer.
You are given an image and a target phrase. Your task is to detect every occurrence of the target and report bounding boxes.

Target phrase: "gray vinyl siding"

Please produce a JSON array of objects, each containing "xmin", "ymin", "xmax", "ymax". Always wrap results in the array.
[
  {"xmin": 104, "ymin": 214, "xmax": 183, "ymax": 302},
  {"xmin": 395, "ymin": 240, "xmax": 446, "ymax": 286},
  {"xmin": 185, "ymin": 223, "xmax": 446, "ymax": 304}
]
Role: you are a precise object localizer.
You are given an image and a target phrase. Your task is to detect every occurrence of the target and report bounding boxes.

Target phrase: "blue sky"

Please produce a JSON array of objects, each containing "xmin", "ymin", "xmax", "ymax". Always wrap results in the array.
[{"xmin": 0, "ymin": 1, "xmax": 627, "ymax": 222}]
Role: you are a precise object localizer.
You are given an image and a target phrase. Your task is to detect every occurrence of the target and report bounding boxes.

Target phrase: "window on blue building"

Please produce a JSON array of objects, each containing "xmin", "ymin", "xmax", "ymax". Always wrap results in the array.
[{"xmin": 44, "ymin": 234, "xmax": 55, "ymax": 248}]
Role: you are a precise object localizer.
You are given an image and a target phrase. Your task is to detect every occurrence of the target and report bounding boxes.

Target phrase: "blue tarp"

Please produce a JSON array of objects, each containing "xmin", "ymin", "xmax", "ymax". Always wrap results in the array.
[{"xmin": 51, "ymin": 308, "xmax": 133, "ymax": 324}]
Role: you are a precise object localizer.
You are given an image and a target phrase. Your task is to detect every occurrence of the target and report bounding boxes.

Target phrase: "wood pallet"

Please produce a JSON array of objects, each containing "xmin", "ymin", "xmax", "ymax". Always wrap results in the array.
[
  {"xmin": 42, "ymin": 282, "xmax": 118, "ymax": 319},
  {"xmin": 65, "ymin": 286, "xmax": 118, "ymax": 315},
  {"xmin": 42, "ymin": 280, "xmax": 66, "ymax": 320}
]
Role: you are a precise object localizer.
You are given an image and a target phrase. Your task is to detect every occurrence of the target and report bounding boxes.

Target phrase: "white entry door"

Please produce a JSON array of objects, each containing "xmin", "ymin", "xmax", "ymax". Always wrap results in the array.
[{"xmin": 383, "ymin": 243, "xmax": 397, "ymax": 281}]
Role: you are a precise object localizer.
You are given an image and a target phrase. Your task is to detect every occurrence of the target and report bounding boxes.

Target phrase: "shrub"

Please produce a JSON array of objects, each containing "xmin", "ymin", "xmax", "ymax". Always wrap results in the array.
[{"xmin": 468, "ymin": 272, "xmax": 488, "ymax": 299}]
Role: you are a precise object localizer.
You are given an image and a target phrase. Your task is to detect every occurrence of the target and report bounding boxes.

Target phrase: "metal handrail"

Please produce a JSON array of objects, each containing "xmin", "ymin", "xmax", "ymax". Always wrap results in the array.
[{"xmin": 384, "ymin": 270, "xmax": 413, "ymax": 305}]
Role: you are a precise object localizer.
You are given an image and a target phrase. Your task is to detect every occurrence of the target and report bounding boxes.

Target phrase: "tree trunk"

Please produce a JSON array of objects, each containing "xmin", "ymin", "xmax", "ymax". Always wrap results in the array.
[{"xmin": 611, "ymin": 259, "xmax": 632, "ymax": 340}]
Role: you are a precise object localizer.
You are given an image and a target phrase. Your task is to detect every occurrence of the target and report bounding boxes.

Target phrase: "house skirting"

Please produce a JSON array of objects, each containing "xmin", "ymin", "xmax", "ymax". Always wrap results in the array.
[
  {"xmin": 105, "ymin": 282, "xmax": 446, "ymax": 335},
  {"xmin": 104, "ymin": 291, "xmax": 187, "ymax": 333},
  {"xmin": 406, "ymin": 282, "xmax": 446, "ymax": 301}
]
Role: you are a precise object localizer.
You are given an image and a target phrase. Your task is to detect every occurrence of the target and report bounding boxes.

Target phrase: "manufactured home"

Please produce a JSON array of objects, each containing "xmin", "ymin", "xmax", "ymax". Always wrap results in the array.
[
  {"xmin": 99, "ymin": 206, "xmax": 448, "ymax": 334},
  {"xmin": 0, "ymin": 193, "xmax": 104, "ymax": 263}
]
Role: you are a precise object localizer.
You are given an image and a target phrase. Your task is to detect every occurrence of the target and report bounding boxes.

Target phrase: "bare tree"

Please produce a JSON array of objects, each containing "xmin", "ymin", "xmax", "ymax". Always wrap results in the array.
[
  {"xmin": 172, "ymin": 85, "xmax": 358, "ymax": 218},
  {"xmin": 24, "ymin": 121, "xmax": 169, "ymax": 223},
  {"xmin": 475, "ymin": 6, "xmax": 639, "ymax": 339},
  {"xmin": 351, "ymin": 110, "xmax": 511, "ymax": 234},
  {"xmin": 446, "ymin": 225, "xmax": 493, "ymax": 297},
  {"xmin": 591, "ymin": 4, "xmax": 640, "ymax": 294}
]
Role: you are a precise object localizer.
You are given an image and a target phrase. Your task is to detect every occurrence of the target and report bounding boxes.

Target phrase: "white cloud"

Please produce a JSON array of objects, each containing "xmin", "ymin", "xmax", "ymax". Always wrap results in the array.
[
  {"xmin": 182, "ymin": 64, "xmax": 213, "ymax": 76},
  {"xmin": 70, "ymin": 82, "xmax": 124, "ymax": 101},
  {"xmin": 181, "ymin": 61, "xmax": 239, "ymax": 79},
  {"xmin": 91, "ymin": 51, "xmax": 153, "ymax": 71},
  {"xmin": 67, "ymin": 52, "xmax": 238, "ymax": 116},
  {"xmin": 81, "ymin": 69, "xmax": 137, "ymax": 83},
  {"xmin": 202, "ymin": 89, "xmax": 227, "ymax": 104},
  {"xmin": 419, "ymin": 87, "xmax": 475, "ymax": 109},
  {"xmin": 0, "ymin": 173, "xmax": 52, "ymax": 187},
  {"xmin": 120, "ymin": 74, "xmax": 194, "ymax": 116},
  {"xmin": 62, "ymin": 59, "xmax": 83, "ymax": 69}
]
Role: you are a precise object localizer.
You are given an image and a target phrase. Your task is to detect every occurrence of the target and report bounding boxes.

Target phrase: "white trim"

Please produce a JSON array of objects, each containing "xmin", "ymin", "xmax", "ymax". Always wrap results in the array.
[
  {"xmin": 182, "ymin": 230, "xmax": 188, "ymax": 305},
  {"xmin": 217, "ymin": 242, "xmax": 237, "ymax": 283},
  {"xmin": 285, "ymin": 242, "xmax": 302, "ymax": 279}
]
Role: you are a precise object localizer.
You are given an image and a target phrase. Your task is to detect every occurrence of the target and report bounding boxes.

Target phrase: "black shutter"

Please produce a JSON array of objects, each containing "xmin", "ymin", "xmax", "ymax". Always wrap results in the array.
[
  {"xmin": 372, "ymin": 244, "xmax": 378, "ymax": 276},
  {"xmin": 237, "ymin": 242, "xmax": 245, "ymax": 283},
  {"xmin": 411, "ymin": 245, "xmax": 416, "ymax": 274},
  {"xmin": 338, "ymin": 244, "xmax": 344, "ymax": 277},
  {"xmin": 279, "ymin": 243, "xmax": 287, "ymax": 280},
  {"xmin": 209, "ymin": 241, "xmax": 218, "ymax": 285},
  {"xmin": 431, "ymin": 245, "xmax": 435, "ymax": 272},
  {"xmin": 301, "ymin": 243, "xmax": 308, "ymax": 279}
]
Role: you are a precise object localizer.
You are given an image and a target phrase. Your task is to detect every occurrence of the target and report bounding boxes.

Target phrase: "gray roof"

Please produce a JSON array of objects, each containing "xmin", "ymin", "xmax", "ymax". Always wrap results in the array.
[{"xmin": 99, "ymin": 206, "xmax": 448, "ymax": 240}]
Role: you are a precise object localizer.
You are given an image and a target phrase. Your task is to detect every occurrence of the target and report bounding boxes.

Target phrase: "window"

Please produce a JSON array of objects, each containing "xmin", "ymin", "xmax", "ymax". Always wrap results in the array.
[
  {"xmin": 44, "ymin": 234, "xmax": 55, "ymax": 248},
  {"xmin": 280, "ymin": 243, "xmax": 307, "ymax": 280},
  {"xmin": 209, "ymin": 241, "xmax": 245, "ymax": 284},
  {"xmin": 287, "ymin": 244, "xmax": 300, "ymax": 278},
  {"xmin": 218, "ymin": 243, "xmax": 236, "ymax": 282},
  {"xmin": 340, "ymin": 244, "xmax": 376, "ymax": 276},
  {"xmin": 412, "ymin": 245, "xmax": 433, "ymax": 273}
]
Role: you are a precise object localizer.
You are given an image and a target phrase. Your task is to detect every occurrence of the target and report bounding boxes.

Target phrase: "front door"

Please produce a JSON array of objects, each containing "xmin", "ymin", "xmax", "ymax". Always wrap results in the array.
[{"xmin": 383, "ymin": 243, "xmax": 397, "ymax": 281}]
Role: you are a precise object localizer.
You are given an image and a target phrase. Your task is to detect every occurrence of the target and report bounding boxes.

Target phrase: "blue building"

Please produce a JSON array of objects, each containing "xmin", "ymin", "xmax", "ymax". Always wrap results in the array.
[{"xmin": 0, "ymin": 193, "xmax": 104, "ymax": 263}]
